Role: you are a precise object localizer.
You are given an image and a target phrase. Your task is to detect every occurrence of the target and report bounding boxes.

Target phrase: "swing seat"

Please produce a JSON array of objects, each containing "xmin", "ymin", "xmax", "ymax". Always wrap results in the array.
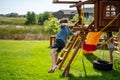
[{"xmin": 82, "ymin": 42, "xmax": 97, "ymax": 51}]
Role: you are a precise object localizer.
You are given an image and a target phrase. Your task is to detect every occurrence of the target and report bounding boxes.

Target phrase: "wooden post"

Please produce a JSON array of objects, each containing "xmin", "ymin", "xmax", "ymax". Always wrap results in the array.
[
  {"xmin": 77, "ymin": 5, "xmax": 82, "ymax": 25},
  {"xmin": 62, "ymin": 39, "xmax": 81, "ymax": 76},
  {"xmin": 64, "ymin": 66, "xmax": 70, "ymax": 77},
  {"xmin": 50, "ymin": 35, "xmax": 56, "ymax": 47}
]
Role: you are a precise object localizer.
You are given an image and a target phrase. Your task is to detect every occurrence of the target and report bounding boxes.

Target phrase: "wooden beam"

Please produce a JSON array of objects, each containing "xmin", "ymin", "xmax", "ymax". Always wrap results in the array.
[
  {"xmin": 70, "ymin": 1, "xmax": 87, "ymax": 8},
  {"xmin": 70, "ymin": 0, "xmax": 97, "ymax": 8}
]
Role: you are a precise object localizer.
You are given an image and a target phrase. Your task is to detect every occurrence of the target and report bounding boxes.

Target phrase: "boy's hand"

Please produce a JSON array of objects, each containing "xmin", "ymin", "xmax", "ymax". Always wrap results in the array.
[
  {"xmin": 76, "ymin": 31, "xmax": 80, "ymax": 34},
  {"xmin": 74, "ymin": 31, "xmax": 80, "ymax": 36}
]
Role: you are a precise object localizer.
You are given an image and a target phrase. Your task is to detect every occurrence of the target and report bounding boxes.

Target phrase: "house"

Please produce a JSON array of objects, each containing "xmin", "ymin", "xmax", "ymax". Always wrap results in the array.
[
  {"xmin": 84, "ymin": 8, "xmax": 94, "ymax": 18},
  {"xmin": 53, "ymin": 10, "xmax": 77, "ymax": 19},
  {"xmin": 53, "ymin": 8, "xmax": 94, "ymax": 19}
]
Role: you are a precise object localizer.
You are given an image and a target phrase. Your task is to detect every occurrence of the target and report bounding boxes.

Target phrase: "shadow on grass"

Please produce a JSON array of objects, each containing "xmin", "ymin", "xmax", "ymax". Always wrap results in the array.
[
  {"xmin": 67, "ymin": 69, "xmax": 120, "ymax": 80},
  {"xmin": 59, "ymin": 54, "xmax": 120, "ymax": 80},
  {"xmin": 66, "ymin": 69, "xmax": 120, "ymax": 80},
  {"xmin": 84, "ymin": 54, "xmax": 98, "ymax": 63}
]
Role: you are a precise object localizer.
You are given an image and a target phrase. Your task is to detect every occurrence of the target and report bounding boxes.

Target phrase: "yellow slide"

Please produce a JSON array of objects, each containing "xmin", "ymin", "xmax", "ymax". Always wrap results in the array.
[{"xmin": 83, "ymin": 32, "xmax": 103, "ymax": 54}]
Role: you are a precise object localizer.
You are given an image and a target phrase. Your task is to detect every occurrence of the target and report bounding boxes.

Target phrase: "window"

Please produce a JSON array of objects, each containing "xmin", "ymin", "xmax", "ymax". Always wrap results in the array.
[{"xmin": 106, "ymin": 5, "xmax": 116, "ymax": 17}]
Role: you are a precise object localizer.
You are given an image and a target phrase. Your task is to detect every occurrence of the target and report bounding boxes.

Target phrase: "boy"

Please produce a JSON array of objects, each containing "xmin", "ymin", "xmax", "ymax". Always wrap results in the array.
[{"xmin": 48, "ymin": 18, "xmax": 80, "ymax": 73}]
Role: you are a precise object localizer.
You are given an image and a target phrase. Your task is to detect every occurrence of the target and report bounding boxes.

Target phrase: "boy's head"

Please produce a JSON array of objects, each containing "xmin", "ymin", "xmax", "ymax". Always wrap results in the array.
[
  {"xmin": 59, "ymin": 18, "xmax": 68, "ymax": 24},
  {"xmin": 59, "ymin": 18, "xmax": 68, "ymax": 27}
]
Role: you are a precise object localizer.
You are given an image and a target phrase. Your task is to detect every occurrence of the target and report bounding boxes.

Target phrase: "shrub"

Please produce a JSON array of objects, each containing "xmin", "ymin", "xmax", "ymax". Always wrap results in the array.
[{"xmin": 44, "ymin": 17, "xmax": 59, "ymax": 35}]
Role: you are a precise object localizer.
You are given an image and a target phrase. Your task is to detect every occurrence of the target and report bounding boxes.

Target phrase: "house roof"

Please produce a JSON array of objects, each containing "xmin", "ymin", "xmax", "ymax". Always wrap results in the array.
[
  {"xmin": 59, "ymin": 10, "xmax": 77, "ymax": 14},
  {"xmin": 58, "ymin": 7, "xmax": 94, "ymax": 14},
  {"xmin": 83, "ymin": 8, "xmax": 94, "ymax": 13}
]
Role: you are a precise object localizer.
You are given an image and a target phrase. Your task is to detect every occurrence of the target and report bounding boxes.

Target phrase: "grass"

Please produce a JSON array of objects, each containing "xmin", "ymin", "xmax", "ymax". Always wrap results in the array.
[
  {"xmin": 0, "ymin": 40, "xmax": 120, "ymax": 80},
  {"xmin": 0, "ymin": 17, "xmax": 26, "ymax": 25},
  {"xmin": 0, "ymin": 25, "xmax": 50, "ymax": 40}
]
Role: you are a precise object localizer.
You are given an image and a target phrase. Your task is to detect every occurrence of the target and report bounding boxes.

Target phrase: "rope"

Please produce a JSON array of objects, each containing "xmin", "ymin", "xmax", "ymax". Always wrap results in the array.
[
  {"xmin": 99, "ymin": 13, "xmax": 120, "ymax": 32},
  {"xmin": 71, "ymin": 13, "xmax": 120, "ymax": 65},
  {"xmin": 94, "ymin": 13, "xmax": 120, "ymax": 60},
  {"xmin": 92, "ymin": 12, "xmax": 120, "ymax": 40},
  {"xmin": 92, "ymin": 12, "xmax": 120, "ymax": 55},
  {"xmin": 66, "ymin": 10, "xmax": 120, "ymax": 71},
  {"xmin": 92, "ymin": 12, "xmax": 120, "ymax": 41}
]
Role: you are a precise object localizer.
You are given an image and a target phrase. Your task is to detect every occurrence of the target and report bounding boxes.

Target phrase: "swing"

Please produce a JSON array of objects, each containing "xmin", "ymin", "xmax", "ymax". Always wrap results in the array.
[
  {"xmin": 82, "ymin": 41, "xmax": 97, "ymax": 51},
  {"xmin": 93, "ymin": 59, "xmax": 113, "ymax": 71},
  {"xmin": 93, "ymin": 32, "xmax": 120, "ymax": 71},
  {"xmin": 82, "ymin": 32, "xmax": 103, "ymax": 54},
  {"xmin": 93, "ymin": 39, "xmax": 113, "ymax": 71}
]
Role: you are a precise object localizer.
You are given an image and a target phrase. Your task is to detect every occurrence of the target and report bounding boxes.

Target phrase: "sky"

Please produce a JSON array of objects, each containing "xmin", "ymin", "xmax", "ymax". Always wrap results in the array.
[{"xmin": 0, "ymin": 0, "xmax": 93, "ymax": 15}]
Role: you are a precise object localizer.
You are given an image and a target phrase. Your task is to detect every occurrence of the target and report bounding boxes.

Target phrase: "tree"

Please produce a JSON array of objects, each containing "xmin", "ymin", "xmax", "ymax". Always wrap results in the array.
[
  {"xmin": 38, "ymin": 14, "xmax": 44, "ymax": 25},
  {"xmin": 31, "ymin": 12, "xmax": 36, "ymax": 24},
  {"xmin": 6, "ymin": 12, "xmax": 18, "ymax": 17},
  {"xmin": 25, "ymin": 11, "xmax": 36, "ymax": 25},
  {"xmin": 38, "ymin": 12, "xmax": 53, "ymax": 25}
]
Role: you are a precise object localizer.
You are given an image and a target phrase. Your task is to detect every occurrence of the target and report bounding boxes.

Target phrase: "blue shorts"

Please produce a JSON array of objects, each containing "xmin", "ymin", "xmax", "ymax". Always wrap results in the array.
[
  {"xmin": 110, "ymin": 48, "xmax": 114, "ymax": 54},
  {"xmin": 52, "ymin": 39, "xmax": 65, "ymax": 52}
]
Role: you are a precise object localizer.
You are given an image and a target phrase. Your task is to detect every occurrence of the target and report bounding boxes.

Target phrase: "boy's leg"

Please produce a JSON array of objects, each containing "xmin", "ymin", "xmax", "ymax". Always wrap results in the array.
[
  {"xmin": 51, "ymin": 48, "xmax": 58, "ymax": 67},
  {"xmin": 48, "ymin": 39, "xmax": 65, "ymax": 73},
  {"xmin": 110, "ymin": 53, "xmax": 113, "ymax": 63},
  {"xmin": 48, "ymin": 48, "xmax": 58, "ymax": 73},
  {"xmin": 110, "ymin": 48, "xmax": 114, "ymax": 63}
]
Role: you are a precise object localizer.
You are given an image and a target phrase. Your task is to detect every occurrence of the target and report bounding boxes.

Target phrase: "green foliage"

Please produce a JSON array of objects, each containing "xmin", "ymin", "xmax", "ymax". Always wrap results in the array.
[
  {"xmin": 69, "ymin": 14, "xmax": 79, "ymax": 23},
  {"xmin": 69, "ymin": 14, "xmax": 94, "ymax": 25},
  {"xmin": 44, "ymin": 17, "xmax": 59, "ymax": 35},
  {"xmin": 84, "ymin": 16, "xmax": 94, "ymax": 24},
  {"xmin": 38, "ymin": 12, "xmax": 53, "ymax": 25},
  {"xmin": 25, "ymin": 11, "xmax": 37, "ymax": 25}
]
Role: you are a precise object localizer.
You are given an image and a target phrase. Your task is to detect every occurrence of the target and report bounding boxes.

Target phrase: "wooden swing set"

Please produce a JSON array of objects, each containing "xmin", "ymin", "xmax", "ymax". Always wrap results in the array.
[{"xmin": 52, "ymin": 0, "xmax": 120, "ymax": 77}]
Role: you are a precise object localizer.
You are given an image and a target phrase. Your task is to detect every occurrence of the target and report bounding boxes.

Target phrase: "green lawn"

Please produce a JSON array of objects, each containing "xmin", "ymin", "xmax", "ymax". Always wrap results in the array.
[{"xmin": 0, "ymin": 40, "xmax": 120, "ymax": 80}]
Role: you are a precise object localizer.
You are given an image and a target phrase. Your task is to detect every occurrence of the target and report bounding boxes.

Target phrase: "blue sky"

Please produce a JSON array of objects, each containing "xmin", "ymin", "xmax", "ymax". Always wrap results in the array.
[{"xmin": 0, "ymin": 0, "xmax": 92, "ymax": 15}]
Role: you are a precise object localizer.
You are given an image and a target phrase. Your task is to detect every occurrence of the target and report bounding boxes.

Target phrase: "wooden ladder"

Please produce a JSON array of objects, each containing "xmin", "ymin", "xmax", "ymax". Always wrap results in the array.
[
  {"xmin": 56, "ymin": 32, "xmax": 87, "ymax": 77},
  {"xmin": 56, "ymin": 35, "xmax": 79, "ymax": 67}
]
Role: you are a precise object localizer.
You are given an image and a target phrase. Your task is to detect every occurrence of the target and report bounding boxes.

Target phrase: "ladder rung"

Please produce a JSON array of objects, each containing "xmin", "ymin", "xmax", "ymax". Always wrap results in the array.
[
  {"xmin": 68, "ymin": 40, "xmax": 73, "ymax": 44},
  {"xmin": 63, "ymin": 49, "xmax": 68, "ymax": 52},
  {"xmin": 59, "ymin": 57, "xmax": 63, "ymax": 60}
]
